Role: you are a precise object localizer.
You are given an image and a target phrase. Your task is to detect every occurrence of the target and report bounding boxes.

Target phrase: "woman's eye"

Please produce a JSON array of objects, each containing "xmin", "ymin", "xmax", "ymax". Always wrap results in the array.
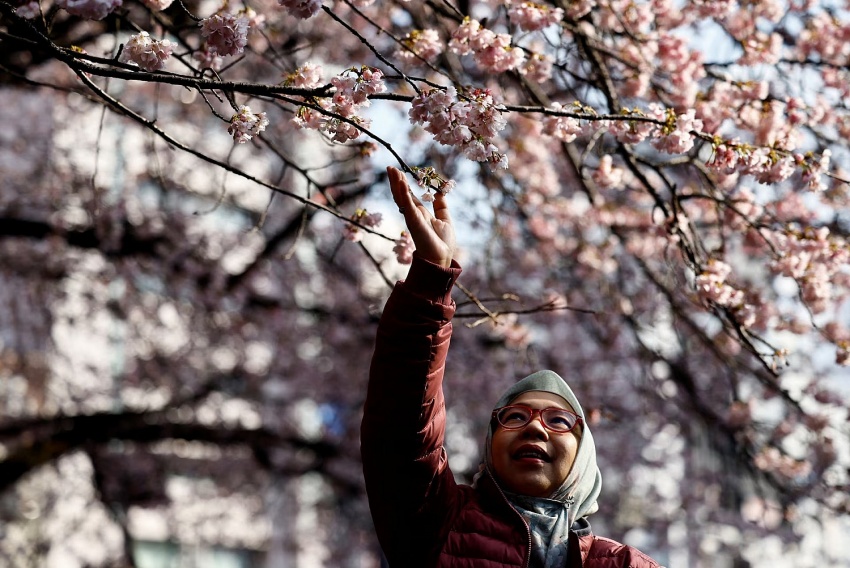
[
  {"xmin": 546, "ymin": 413, "xmax": 573, "ymax": 428},
  {"xmin": 502, "ymin": 410, "xmax": 528, "ymax": 423}
]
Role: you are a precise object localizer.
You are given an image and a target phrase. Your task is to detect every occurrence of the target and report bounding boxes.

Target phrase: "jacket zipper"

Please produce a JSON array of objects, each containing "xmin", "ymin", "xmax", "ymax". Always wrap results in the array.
[
  {"xmin": 485, "ymin": 468, "xmax": 577, "ymax": 568},
  {"xmin": 485, "ymin": 468, "xmax": 532, "ymax": 568}
]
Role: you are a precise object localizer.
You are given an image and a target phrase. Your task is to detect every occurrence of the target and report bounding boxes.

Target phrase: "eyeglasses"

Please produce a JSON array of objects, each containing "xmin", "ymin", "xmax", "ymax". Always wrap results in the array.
[{"xmin": 492, "ymin": 404, "xmax": 582, "ymax": 434}]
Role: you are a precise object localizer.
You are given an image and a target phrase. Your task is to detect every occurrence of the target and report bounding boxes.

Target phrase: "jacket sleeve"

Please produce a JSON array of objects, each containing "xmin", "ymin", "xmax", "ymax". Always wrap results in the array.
[{"xmin": 361, "ymin": 255, "xmax": 463, "ymax": 566}]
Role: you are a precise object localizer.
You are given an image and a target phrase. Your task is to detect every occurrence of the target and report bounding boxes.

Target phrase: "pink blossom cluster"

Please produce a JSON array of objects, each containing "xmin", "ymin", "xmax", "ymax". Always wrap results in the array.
[
  {"xmin": 292, "ymin": 66, "xmax": 385, "ymax": 143},
  {"xmin": 656, "ymin": 34, "xmax": 704, "ymax": 107},
  {"xmin": 193, "ymin": 48, "xmax": 224, "ymax": 72},
  {"xmin": 745, "ymin": 148, "xmax": 796, "ymax": 185},
  {"xmin": 706, "ymin": 141, "xmax": 831, "ymax": 188},
  {"xmin": 723, "ymin": 186, "xmax": 764, "ymax": 230},
  {"xmin": 320, "ymin": 115, "xmax": 367, "ymax": 143},
  {"xmin": 695, "ymin": 259, "xmax": 747, "ymax": 310},
  {"xmin": 717, "ymin": 7, "xmax": 783, "ymax": 65},
  {"xmin": 227, "ymin": 105, "xmax": 269, "ymax": 144},
  {"xmin": 283, "ymin": 62, "xmax": 324, "ymax": 89},
  {"xmin": 15, "ymin": 0, "xmax": 39, "ymax": 18},
  {"xmin": 821, "ymin": 68, "xmax": 850, "ymax": 100},
  {"xmin": 520, "ymin": 52, "xmax": 554, "ymax": 84},
  {"xmin": 507, "ymin": 1, "xmax": 564, "ymax": 31},
  {"xmin": 292, "ymin": 106, "xmax": 323, "ymax": 131},
  {"xmin": 394, "ymin": 29, "xmax": 443, "ymax": 65},
  {"xmin": 769, "ymin": 227, "xmax": 848, "ymax": 314},
  {"xmin": 461, "ymin": 90, "xmax": 509, "ymax": 167},
  {"xmin": 119, "ymin": 32, "xmax": 174, "ymax": 72},
  {"xmin": 488, "ymin": 314, "xmax": 532, "ymax": 350},
  {"xmin": 330, "ymin": 66, "xmax": 386, "ymax": 116},
  {"xmin": 505, "ymin": 116, "xmax": 561, "ymax": 200},
  {"xmin": 565, "ymin": 0, "xmax": 595, "ymax": 19},
  {"xmin": 738, "ymin": 30, "xmax": 782, "ymax": 66},
  {"xmin": 56, "ymin": 0, "xmax": 121, "ymax": 20},
  {"xmin": 798, "ymin": 149, "xmax": 831, "ymax": 191},
  {"xmin": 607, "ymin": 106, "xmax": 661, "ymax": 144},
  {"xmin": 696, "ymin": 80, "xmax": 769, "ymax": 133},
  {"xmin": 592, "ymin": 155, "xmax": 624, "ymax": 189},
  {"xmin": 409, "ymin": 87, "xmax": 508, "ymax": 168},
  {"xmin": 753, "ymin": 447, "xmax": 812, "ymax": 481},
  {"xmin": 411, "ymin": 166, "xmax": 456, "ymax": 200},
  {"xmin": 200, "ymin": 12, "xmax": 250, "ymax": 57},
  {"xmin": 796, "ymin": 10, "xmax": 850, "ymax": 65},
  {"xmin": 279, "ymin": 0, "xmax": 322, "ymax": 19},
  {"xmin": 743, "ymin": 99, "xmax": 799, "ymax": 149},
  {"xmin": 824, "ymin": 323, "xmax": 850, "ymax": 366},
  {"xmin": 392, "ymin": 231, "xmax": 415, "ymax": 264},
  {"xmin": 541, "ymin": 103, "xmax": 585, "ymax": 142},
  {"xmin": 141, "ymin": 0, "xmax": 173, "ymax": 11},
  {"xmin": 652, "ymin": 108, "xmax": 703, "ymax": 154},
  {"xmin": 595, "ymin": 0, "xmax": 654, "ymax": 32},
  {"xmin": 343, "ymin": 209, "xmax": 382, "ymax": 243},
  {"xmin": 449, "ymin": 17, "xmax": 526, "ymax": 74}
]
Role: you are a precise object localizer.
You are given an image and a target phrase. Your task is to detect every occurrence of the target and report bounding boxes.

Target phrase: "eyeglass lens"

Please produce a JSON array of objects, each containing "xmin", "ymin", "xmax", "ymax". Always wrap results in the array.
[{"xmin": 495, "ymin": 405, "xmax": 578, "ymax": 432}]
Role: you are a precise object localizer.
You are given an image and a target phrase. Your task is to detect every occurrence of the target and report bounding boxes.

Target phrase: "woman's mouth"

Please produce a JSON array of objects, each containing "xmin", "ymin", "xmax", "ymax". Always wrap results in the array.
[{"xmin": 513, "ymin": 445, "xmax": 551, "ymax": 462}]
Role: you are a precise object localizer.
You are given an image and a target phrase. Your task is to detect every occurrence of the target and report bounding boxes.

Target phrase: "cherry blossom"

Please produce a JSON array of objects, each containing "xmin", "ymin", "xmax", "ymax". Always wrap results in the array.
[
  {"xmin": 409, "ymin": 87, "xmax": 508, "ymax": 167},
  {"xmin": 119, "ymin": 32, "xmax": 174, "ymax": 72},
  {"xmin": 798, "ymin": 149, "xmax": 831, "ymax": 192},
  {"xmin": 652, "ymin": 108, "xmax": 703, "ymax": 154},
  {"xmin": 279, "ymin": 0, "xmax": 322, "ymax": 19},
  {"xmin": 15, "ymin": 1, "xmax": 39, "ymax": 18},
  {"xmin": 394, "ymin": 29, "xmax": 443, "ymax": 65},
  {"xmin": 592, "ymin": 155, "xmax": 624, "ymax": 189},
  {"xmin": 392, "ymin": 231, "xmax": 415, "ymax": 264},
  {"xmin": 193, "ymin": 48, "xmax": 224, "ymax": 72},
  {"xmin": 487, "ymin": 314, "xmax": 532, "ymax": 349},
  {"xmin": 695, "ymin": 259, "xmax": 745, "ymax": 308},
  {"xmin": 411, "ymin": 166, "xmax": 456, "ymax": 197},
  {"xmin": 200, "ymin": 12, "xmax": 250, "ymax": 57},
  {"xmin": 542, "ymin": 103, "xmax": 586, "ymax": 142},
  {"xmin": 283, "ymin": 62, "xmax": 324, "ymax": 89},
  {"xmin": 507, "ymin": 1, "xmax": 564, "ymax": 31},
  {"xmin": 520, "ymin": 53, "xmax": 554, "ymax": 84},
  {"xmin": 449, "ymin": 17, "xmax": 526, "ymax": 73},
  {"xmin": 227, "ymin": 105, "xmax": 269, "ymax": 144},
  {"xmin": 291, "ymin": 66, "xmax": 385, "ymax": 143},
  {"xmin": 608, "ymin": 106, "xmax": 662, "ymax": 144},
  {"xmin": 140, "ymin": 0, "xmax": 173, "ymax": 11},
  {"xmin": 55, "ymin": 0, "xmax": 120, "ymax": 20},
  {"xmin": 343, "ymin": 208, "xmax": 383, "ymax": 243}
]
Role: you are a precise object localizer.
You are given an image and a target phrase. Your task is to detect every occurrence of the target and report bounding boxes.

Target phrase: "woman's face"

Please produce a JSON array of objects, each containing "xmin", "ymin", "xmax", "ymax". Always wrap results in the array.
[{"xmin": 490, "ymin": 391, "xmax": 580, "ymax": 498}]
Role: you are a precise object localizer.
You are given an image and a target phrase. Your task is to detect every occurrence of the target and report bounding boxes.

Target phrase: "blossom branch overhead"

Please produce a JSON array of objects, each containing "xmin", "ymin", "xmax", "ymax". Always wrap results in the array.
[{"xmin": 4, "ymin": 0, "xmax": 848, "ymax": 351}]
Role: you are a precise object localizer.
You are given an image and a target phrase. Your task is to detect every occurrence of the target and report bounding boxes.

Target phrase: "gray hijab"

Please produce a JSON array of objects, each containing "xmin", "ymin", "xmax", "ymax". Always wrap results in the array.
[{"xmin": 482, "ymin": 370, "xmax": 603, "ymax": 568}]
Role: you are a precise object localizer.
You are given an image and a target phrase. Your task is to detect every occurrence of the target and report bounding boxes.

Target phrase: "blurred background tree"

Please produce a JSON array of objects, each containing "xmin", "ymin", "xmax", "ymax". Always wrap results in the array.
[{"xmin": 0, "ymin": 0, "xmax": 849, "ymax": 566}]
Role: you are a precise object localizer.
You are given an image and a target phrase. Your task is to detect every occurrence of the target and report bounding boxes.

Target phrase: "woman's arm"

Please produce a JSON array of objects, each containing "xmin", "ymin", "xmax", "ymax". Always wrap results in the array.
[{"xmin": 360, "ymin": 168, "xmax": 460, "ymax": 566}]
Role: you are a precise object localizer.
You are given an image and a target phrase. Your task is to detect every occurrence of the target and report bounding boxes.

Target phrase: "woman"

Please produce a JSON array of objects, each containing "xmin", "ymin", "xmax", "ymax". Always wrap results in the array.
[{"xmin": 361, "ymin": 167, "xmax": 662, "ymax": 568}]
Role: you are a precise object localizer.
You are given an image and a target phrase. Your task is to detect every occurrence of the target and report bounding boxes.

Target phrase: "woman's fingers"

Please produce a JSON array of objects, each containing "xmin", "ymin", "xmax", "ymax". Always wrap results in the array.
[
  {"xmin": 388, "ymin": 167, "xmax": 436, "ymax": 227},
  {"xmin": 387, "ymin": 167, "xmax": 416, "ymax": 213},
  {"xmin": 432, "ymin": 191, "xmax": 451, "ymax": 224}
]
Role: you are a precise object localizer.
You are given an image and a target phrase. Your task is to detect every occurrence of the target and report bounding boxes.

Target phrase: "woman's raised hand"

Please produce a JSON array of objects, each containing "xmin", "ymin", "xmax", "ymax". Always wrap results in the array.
[{"xmin": 387, "ymin": 166, "xmax": 456, "ymax": 268}]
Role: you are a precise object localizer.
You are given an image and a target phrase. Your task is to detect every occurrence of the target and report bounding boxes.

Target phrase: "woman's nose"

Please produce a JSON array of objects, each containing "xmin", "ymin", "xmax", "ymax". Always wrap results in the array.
[{"xmin": 520, "ymin": 414, "xmax": 549, "ymax": 438}]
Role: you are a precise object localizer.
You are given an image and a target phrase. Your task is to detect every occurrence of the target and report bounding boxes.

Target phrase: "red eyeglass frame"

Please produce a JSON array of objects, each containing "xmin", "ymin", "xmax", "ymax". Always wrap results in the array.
[{"xmin": 491, "ymin": 404, "xmax": 583, "ymax": 433}]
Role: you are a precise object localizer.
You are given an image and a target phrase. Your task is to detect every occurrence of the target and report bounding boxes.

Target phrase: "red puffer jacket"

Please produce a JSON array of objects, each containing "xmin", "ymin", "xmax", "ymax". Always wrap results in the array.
[{"xmin": 361, "ymin": 257, "xmax": 661, "ymax": 568}]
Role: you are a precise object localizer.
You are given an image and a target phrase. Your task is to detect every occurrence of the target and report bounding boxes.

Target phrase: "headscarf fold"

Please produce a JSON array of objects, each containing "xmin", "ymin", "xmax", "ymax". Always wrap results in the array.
[{"xmin": 482, "ymin": 370, "xmax": 603, "ymax": 567}]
